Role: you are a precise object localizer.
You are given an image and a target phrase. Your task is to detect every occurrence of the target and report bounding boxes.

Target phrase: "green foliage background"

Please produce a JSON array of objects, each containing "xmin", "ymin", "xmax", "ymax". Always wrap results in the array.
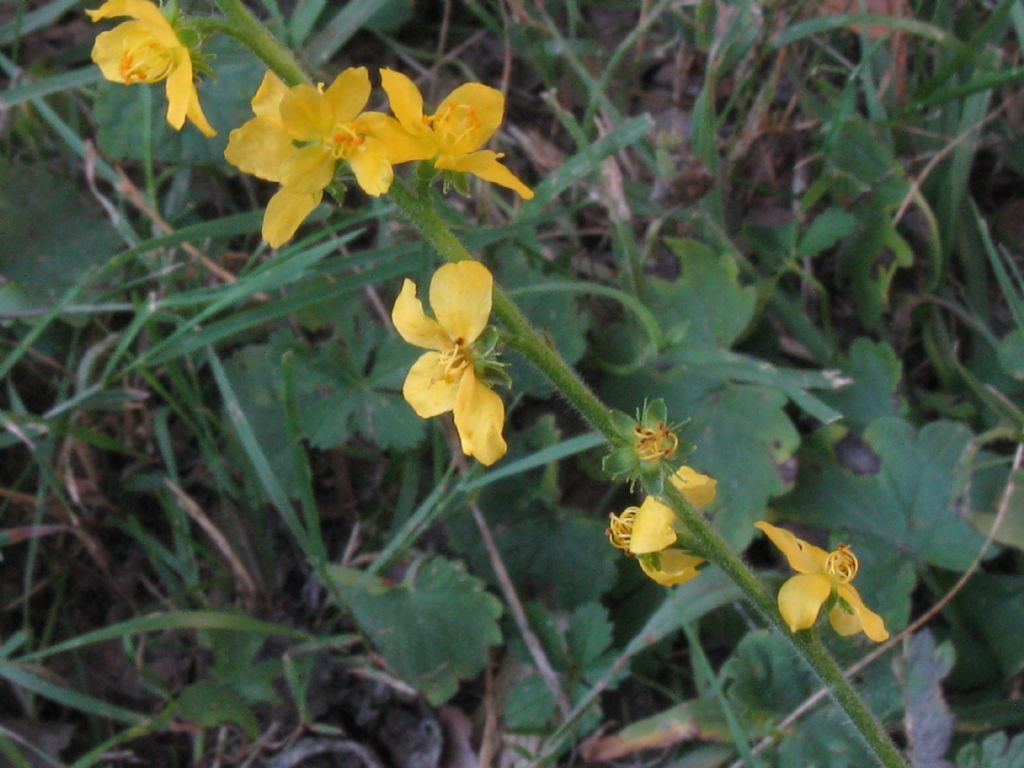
[{"xmin": 0, "ymin": 0, "xmax": 1023, "ymax": 766}]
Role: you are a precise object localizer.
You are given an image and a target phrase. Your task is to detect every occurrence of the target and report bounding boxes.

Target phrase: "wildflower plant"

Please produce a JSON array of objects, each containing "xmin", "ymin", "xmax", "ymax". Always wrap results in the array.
[{"xmin": 63, "ymin": 4, "xmax": 930, "ymax": 767}]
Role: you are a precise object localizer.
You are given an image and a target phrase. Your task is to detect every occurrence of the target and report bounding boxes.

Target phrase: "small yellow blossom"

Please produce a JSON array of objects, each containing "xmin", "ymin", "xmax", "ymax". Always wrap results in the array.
[
  {"xmin": 379, "ymin": 68, "xmax": 533, "ymax": 199},
  {"xmin": 88, "ymin": 0, "xmax": 215, "ymax": 136},
  {"xmin": 607, "ymin": 466, "xmax": 716, "ymax": 586},
  {"xmin": 225, "ymin": 68, "xmax": 405, "ymax": 247},
  {"xmin": 754, "ymin": 522, "xmax": 889, "ymax": 642},
  {"xmin": 391, "ymin": 262, "xmax": 506, "ymax": 466}
]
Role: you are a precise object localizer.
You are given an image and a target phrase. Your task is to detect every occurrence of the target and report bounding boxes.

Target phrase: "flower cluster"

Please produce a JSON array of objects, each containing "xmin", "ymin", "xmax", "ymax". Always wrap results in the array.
[
  {"xmin": 226, "ymin": 68, "xmax": 532, "ymax": 247},
  {"xmin": 607, "ymin": 466, "xmax": 717, "ymax": 586}
]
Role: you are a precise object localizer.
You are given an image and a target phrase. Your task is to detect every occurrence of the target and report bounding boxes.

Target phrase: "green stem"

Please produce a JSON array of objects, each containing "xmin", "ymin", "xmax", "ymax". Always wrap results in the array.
[
  {"xmin": 212, "ymin": 0, "xmax": 310, "ymax": 86},
  {"xmin": 389, "ymin": 179, "xmax": 906, "ymax": 768},
  {"xmin": 389, "ymin": 180, "xmax": 622, "ymax": 440},
  {"xmin": 208, "ymin": 4, "xmax": 902, "ymax": 761}
]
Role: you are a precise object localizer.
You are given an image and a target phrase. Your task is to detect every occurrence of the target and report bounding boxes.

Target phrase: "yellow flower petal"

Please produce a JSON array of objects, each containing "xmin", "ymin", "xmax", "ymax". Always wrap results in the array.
[
  {"xmin": 391, "ymin": 279, "xmax": 450, "ymax": 351},
  {"xmin": 639, "ymin": 550, "xmax": 704, "ymax": 586},
  {"xmin": 435, "ymin": 150, "xmax": 533, "ymax": 200},
  {"xmin": 754, "ymin": 521, "xmax": 828, "ymax": 575},
  {"xmin": 90, "ymin": 25, "xmax": 139, "ymax": 83},
  {"xmin": 834, "ymin": 583, "xmax": 889, "ymax": 642},
  {"xmin": 428, "ymin": 261, "xmax": 493, "ymax": 344},
  {"xmin": 346, "ymin": 137, "xmax": 394, "ymax": 197},
  {"xmin": 777, "ymin": 573, "xmax": 832, "ymax": 633},
  {"xmin": 453, "ymin": 368, "xmax": 507, "ymax": 466},
  {"xmin": 628, "ymin": 497, "xmax": 677, "ymax": 555},
  {"xmin": 323, "ymin": 66, "xmax": 371, "ymax": 123},
  {"xmin": 670, "ymin": 466, "xmax": 717, "ymax": 509},
  {"xmin": 224, "ymin": 116, "xmax": 295, "ymax": 181},
  {"xmin": 186, "ymin": 83, "xmax": 215, "ymax": 137},
  {"xmin": 279, "ymin": 83, "xmax": 332, "ymax": 142},
  {"xmin": 163, "ymin": 54, "xmax": 191, "ymax": 130},
  {"xmin": 434, "ymin": 82, "xmax": 504, "ymax": 150},
  {"xmin": 262, "ymin": 187, "xmax": 322, "ymax": 248},
  {"xmin": 402, "ymin": 351, "xmax": 460, "ymax": 418},
  {"xmin": 279, "ymin": 145, "xmax": 335, "ymax": 194},
  {"xmin": 380, "ymin": 68, "xmax": 428, "ymax": 134},
  {"xmin": 88, "ymin": 0, "xmax": 178, "ymax": 48},
  {"xmin": 251, "ymin": 70, "xmax": 288, "ymax": 119},
  {"xmin": 359, "ymin": 111, "xmax": 434, "ymax": 165}
]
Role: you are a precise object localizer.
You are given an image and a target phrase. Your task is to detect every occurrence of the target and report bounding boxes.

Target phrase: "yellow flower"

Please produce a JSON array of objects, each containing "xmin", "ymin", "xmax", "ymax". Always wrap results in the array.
[
  {"xmin": 754, "ymin": 522, "xmax": 889, "ymax": 642},
  {"xmin": 391, "ymin": 261, "xmax": 507, "ymax": 466},
  {"xmin": 379, "ymin": 68, "xmax": 534, "ymax": 199},
  {"xmin": 225, "ymin": 68, "xmax": 404, "ymax": 247},
  {"xmin": 607, "ymin": 466, "xmax": 716, "ymax": 586},
  {"xmin": 87, "ymin": 0, "xmax": 215, "ymax": 137}
]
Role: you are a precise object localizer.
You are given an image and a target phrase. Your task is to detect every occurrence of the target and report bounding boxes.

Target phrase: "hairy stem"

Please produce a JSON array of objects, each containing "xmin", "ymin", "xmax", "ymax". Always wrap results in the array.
[
  {"xmin": 389, "ymin": 180, "xmax": 906, "ymax": 768},
  {"xmin": 210, "ymin": 6, "xmax": 904, "ymax": 762}
]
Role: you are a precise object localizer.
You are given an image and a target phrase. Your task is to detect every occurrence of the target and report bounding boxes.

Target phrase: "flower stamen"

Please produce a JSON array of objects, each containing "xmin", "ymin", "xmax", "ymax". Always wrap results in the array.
[
  {"xmin": 326, "ymin": 122, "xmax": 366, "ymax": 159},
  {"xmin": 825, "ymin": 544, "xmax": 859, "ymax": 583},
  {"xmin": 634, "ymin": 422, "xmax": 678, "ymax": 462},
  {"xmin": 427, "ymin": 103, "xmax": 481, "ymax": 150},
  {"xmin": 606, "ymin": 508, "xmax": 637, "ymax": 552}
]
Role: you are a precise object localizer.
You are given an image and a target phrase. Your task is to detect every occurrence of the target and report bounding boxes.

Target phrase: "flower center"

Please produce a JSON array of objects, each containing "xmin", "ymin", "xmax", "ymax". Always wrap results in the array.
[
  {"xmin": 426, "ymin": 103, "xmax": 481, "ymax": 151},
  {"xmin": 325, "ymin": 121, "xmax": 366, "ymax": 159},
  {"xmin": 825, "ymin": 544, "xmax": 858, "ymax": 583},
  {"xmin": 606, "ymin": 508, "xmax": 637, "ymax": 552},
  {"xmin": 119, "ymin": 41, "xmax": 176, "ymax": 84},
  {"xmin": 436, "ymin": 341, "xmax": 470, "ymax": 383},
  {"xmin": 633, "ymin": 423, "xmax": 678, "ymax": 462}
]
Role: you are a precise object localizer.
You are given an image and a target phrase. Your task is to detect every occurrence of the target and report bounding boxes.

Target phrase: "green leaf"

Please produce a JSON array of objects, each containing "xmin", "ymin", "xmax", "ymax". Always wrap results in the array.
[
  {"xmin": 479, "ymin": 514, "xmax": 617, "ymax": 610},
  {"xmin": 567, "ymin": 603, "xmax": 613, "ymax": 671},
  {"xmin": 957, "ymin": 732, "xmax": 1024, "ymax": 768},
  {"xmin": 505, "ymin": 675, "xmax": 558, "ymax": 732},
  {"xmin": 996, "ymin": 328, "xmax": 1024, "ymax": 380},
  {"xmin": 797, "ymin": 207, "xmax": 859, "ymax": 258},
  {"xmin": 168, "ymin": 680, "xmax": 258, "ymax": 738},
  {"xmin": 651, "ymin": 239, "xmax": 757, "ymax": 348},
  {"xmin": 94, "ymin": 38, "xmax": 265, "ymax": 166},
  {"xmin": 898, "ymin": 631, "xmax": 956, "ymax": 768},
  {"xmin": 821, "ymin": 339, "xmax": 907, "ymax": 432},
  {"xmin": 781, "ymin": 417, "xmax": 985, "ymax": 572},
  {"xmin": 328, "ymin": 557, "xmax": 503, "ymax": 705},
  {"xmin": 952, "ymin": 574, "xmax": 1024, "ymax": 680},
  {"xmin": 221, "ymin": 339, "xmax": 299, "ymax": 498},
  {"xmin": 723, "ymin": 630, "xmax": 815, "ymax": 730},
  {"xmin": 0, "ymin": 162, "xmax": 121, "ymax": 305},
  {"xmin": 495, "ymin": 249, "xmax": 587, "ymax": 396}
]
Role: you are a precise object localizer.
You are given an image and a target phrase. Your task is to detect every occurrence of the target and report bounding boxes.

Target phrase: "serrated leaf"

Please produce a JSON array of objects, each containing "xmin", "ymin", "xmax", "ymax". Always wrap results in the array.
[
  {"xmin": 996, "ymin": 329, "xmax": 1024, "ymax": 380},
  {"xmin": 821, "ymin": 338, "xmax": 907, "ymax": 432},
  {"xmin": 169, "ymin": 680, "xmax": 259, "ymax": 738},
  {"xmin": 899, "ymin": 631, "xmax": 956, "ymax": 768},
  {"xmin": 495, "ymin": 249, "xmax": 587, "ymax": 397},
  {"xmin": 0, "ymin": 162, "xmax": 121, "ymax": 305},
  {"xmin": 495, "ymin": 515, "xmax": 618, "ymax": 609},
  {"xmin": 651, "ymin": 239, "xmax": 757, "ymax": 348},
  {"xmin": 781, "ymin": 417, "xmax": 985, "ymax": 572},
  {"xmin": 957, "ymin": 732, "xmax": 1024, "ymax": 768},
  {"xmin": 952, "ymin": 574, "xmax": 1024, "ymax": 680},
  {"xmin": 797, "ymin": 207, "xmax": 858, "ymax": 258},
  {"xmin": 504, "ymin": 675, "xmax": 557, "ymax": 732},
  {"xmin": 222, "ymin": 340, "xmax": 299, "ymax": 497},
  {"xmin": 567, "ymin": 603, "xmax": 613, "ymax": 670},
  {"xmin": 328, "ymin": 557, "xmax": 503, "ymax": 705}
]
